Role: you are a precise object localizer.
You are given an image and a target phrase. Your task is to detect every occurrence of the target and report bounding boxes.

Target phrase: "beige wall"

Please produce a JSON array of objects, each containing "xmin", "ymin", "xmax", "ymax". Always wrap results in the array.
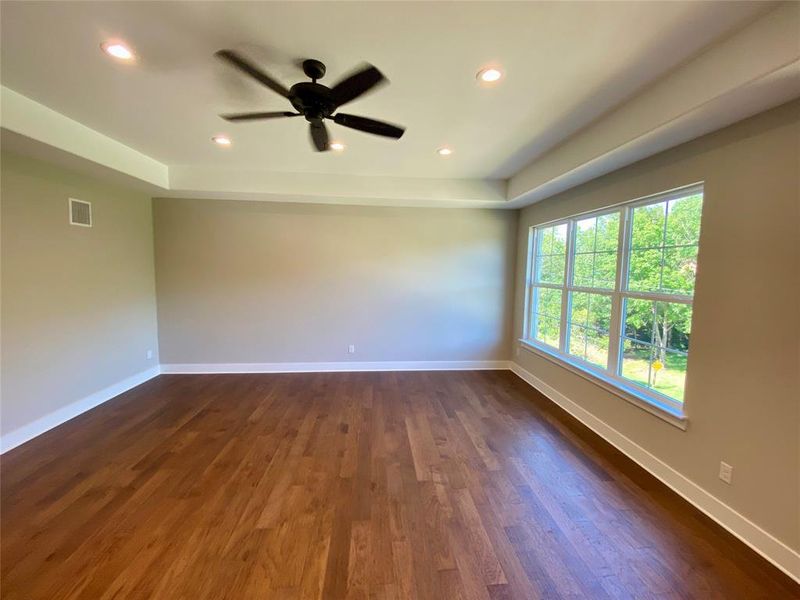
[
  {"xmin": 154, "ymin": 199, "xmax": 517, "ymax": 365},
  {"xmin": 1, "ymin": 151, "xmax": 159, "ymax": 437},
  {"xmin": 512, "ymin": 100, "xmax": 800, "ymax": 551}
]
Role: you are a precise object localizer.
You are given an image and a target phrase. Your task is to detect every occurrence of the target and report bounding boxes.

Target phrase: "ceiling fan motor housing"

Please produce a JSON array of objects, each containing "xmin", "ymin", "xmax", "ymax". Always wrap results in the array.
[{"xmin": 289, "ymin": 82, "xmax": 337, "ymax": 122}]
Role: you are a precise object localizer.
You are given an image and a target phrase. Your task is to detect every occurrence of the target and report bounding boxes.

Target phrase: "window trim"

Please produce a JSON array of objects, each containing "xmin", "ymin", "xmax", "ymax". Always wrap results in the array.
[
  {"xmin": 521, "ymin": 183, "xmax": 703, "ymax": 427},
  {"xmin": 517, "ymin": 338, "xmax": 687, "ymax": 429}
]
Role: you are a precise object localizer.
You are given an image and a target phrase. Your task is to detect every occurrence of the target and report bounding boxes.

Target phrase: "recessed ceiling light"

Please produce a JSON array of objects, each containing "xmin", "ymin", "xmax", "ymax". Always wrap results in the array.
[
  {"xmin": 212, "ymin": 135, "xmax": 232, "ymax": 146},
  {"xmin": 436, "ymin": 147, "xmax": 453, "ymax": 156},
  {"xmin": 101, "ymin": 41, "xmax": 134, "ymax": 61},
  {"xmin": 477, "ymin": 67, "xmax": 503, "ymax": 83},
  {"xmin": 330, "ymin": 142, "xmax": 345, "ymax": 151}
]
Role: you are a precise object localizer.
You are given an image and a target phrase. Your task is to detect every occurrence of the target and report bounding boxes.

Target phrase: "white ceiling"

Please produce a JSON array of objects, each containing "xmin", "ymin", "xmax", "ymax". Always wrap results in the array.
[{"xmin": 0, "ymin": 0, "xmax": 774, "ymax": 182}]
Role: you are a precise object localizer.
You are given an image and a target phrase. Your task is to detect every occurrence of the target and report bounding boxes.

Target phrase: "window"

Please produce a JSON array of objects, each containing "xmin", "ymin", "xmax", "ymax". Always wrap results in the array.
[{"xmin": 523, "ymin": 185, "xmax": 703, "ymax": 419}]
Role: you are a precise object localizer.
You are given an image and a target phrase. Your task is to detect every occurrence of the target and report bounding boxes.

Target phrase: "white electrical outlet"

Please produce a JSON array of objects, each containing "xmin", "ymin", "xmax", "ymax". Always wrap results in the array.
[
  {"xmin": 515, "ymin": 346, "xmax": 520, "ymax": 357},
  {"xmin": 718, "ymin": 461, "xmax": 733, "ymax": 484},
  {"xmin": 348, "ymin": 344, "xmax": 356, "ymax": 354},
  {"xmin": 146, "ymin": 349, "xmax": 153, "ymax": 360}
]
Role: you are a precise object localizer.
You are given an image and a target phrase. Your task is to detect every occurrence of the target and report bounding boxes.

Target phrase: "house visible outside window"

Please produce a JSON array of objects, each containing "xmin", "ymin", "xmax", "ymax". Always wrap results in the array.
[{"xmin": 523, "ymin": 184, "xmax": 704, "ymax": 420}]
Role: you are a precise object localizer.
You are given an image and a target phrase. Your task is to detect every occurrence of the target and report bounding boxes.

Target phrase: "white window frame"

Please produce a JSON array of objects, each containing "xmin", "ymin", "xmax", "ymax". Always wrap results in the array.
[{"xmin": 521, "ymin": 183, "xmax": 703, "ymax": 428}]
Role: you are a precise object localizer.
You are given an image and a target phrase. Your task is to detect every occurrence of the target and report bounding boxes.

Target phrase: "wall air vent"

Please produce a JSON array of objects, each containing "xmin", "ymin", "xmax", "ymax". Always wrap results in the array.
[{"xmin": 69, "ymin": 198, "xmax": 92, "ymax": 227}]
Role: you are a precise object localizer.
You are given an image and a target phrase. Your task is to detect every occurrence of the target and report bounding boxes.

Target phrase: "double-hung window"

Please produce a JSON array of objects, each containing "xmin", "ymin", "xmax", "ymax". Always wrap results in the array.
[{"xmin": 523, "ymin": 184, "xmax": 703, "ymax": 422}]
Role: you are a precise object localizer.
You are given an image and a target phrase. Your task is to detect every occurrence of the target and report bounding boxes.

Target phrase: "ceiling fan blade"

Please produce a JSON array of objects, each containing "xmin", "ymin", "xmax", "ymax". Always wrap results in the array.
[
  {"xmin": 330, "ymin": 64, "xmax": 387, "ymax": 107},
  {"xmin": 216, "ymin": 50, "xmax": 290, "ymax": 99},
  {"xmin": 221, "ymin": 111, "xmax": 300, "ymax": 122},
  {"xmin": 332, "ymin": 113, "xmax": 405, "ymax": 139},
  {"xmin": 310, "ymin": 120, "xmax": 330, "ymax": 152}
]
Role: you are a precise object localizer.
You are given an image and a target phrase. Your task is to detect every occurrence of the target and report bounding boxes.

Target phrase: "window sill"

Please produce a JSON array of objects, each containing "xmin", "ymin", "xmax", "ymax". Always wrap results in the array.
[{"xmin": 517, "ymin": 339, "xmax": 688, "ymax": 431}]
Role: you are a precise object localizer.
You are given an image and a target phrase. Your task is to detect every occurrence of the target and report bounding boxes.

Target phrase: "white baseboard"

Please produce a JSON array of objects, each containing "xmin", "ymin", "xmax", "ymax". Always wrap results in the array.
[
  {"xmin": 0, "ymin": 366, "xmax": 161, "ymax": 454},
  {"xmin": 509, "ymin": 361, "xmax": 800, "ymax": 584},
  {"xmin": 160, "ymin": 360, "xmax": 511, "ymax": 374}
]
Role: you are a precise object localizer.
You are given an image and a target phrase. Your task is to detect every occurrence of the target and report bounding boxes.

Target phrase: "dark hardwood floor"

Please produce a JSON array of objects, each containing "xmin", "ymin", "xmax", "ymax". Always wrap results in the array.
[{"xmin": 2, "ymin": 371, "xmax": 797, "ymax": 599}]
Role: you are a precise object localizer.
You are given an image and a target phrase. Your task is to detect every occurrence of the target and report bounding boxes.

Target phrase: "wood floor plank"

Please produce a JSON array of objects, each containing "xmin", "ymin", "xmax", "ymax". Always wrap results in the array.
[{"xmin": 2, "ymin": 371, "xmax": 797, "ymax": 599}]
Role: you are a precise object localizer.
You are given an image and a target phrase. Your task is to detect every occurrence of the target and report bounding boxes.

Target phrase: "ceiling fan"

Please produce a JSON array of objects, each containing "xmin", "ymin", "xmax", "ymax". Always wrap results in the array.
[{"xmin": 216, "ymin": 50, "xmax": 406, "ymax": 152}]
